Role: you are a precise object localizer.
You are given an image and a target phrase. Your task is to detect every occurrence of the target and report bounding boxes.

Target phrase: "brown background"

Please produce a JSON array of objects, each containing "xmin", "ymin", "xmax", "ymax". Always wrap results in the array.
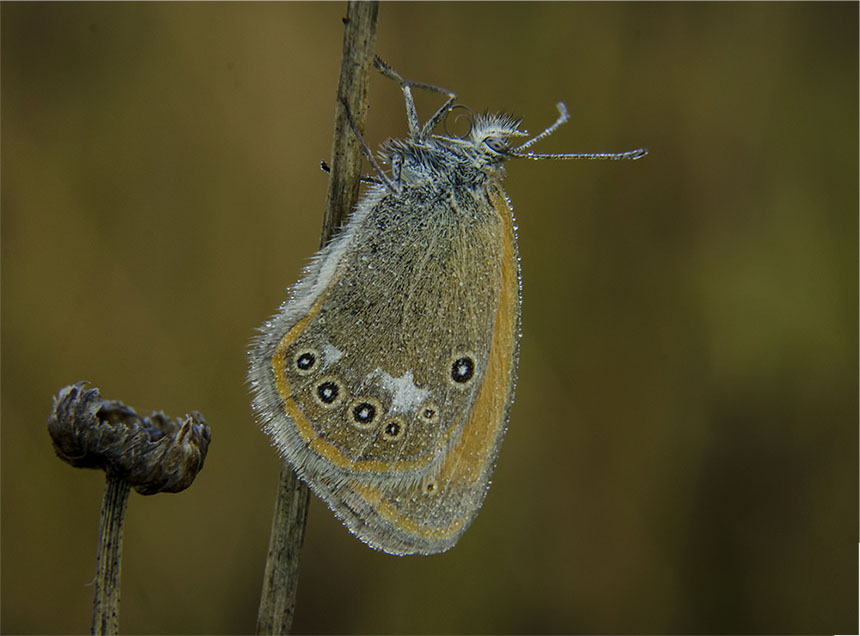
[{"xmin": 2, "ymin": 2, "xmax": 857, "ymax": 634}]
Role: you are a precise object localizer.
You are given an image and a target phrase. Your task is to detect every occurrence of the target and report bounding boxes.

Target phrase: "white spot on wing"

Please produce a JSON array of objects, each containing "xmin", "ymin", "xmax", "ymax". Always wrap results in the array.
[
  {"xmin": 321, "ymin": 343, "xmax": 344, "ymax": 369},
  {"xmin": 372, "ymin": 369, "xmax": 430, "ymax": 415}
]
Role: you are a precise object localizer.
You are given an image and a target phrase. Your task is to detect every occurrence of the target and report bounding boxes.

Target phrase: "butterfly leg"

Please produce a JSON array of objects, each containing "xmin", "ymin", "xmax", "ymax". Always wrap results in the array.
[
  {"xmin": 338, "ymin": 96, "xmax": 401, "ymax": 194},
  {"xmin": 374, "ymin": 56, "xmax": 456, "ymax": 141}
]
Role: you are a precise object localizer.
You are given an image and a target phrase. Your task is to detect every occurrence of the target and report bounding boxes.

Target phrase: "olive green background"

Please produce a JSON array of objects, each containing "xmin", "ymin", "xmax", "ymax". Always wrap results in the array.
[{"xmin": 2, "ymin": 2, "xmax": 857, "ymax": 634}]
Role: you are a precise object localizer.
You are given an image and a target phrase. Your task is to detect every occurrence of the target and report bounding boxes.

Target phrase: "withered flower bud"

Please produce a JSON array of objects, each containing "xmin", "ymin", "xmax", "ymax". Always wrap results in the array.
[{"xmin": 48, "ymin": 382, "xmax": 211, "ymax": 495}]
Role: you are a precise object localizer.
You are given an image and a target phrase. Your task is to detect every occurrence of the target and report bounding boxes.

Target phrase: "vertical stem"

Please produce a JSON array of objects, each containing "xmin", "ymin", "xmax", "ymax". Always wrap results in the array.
[
  {"xmin": 92, "ymin": 473, "xmax": 130, "ymax": 636},
  {"xmin": 322, "ymin": 0, "xmax": 380, "ymax": 243},
  {"xmin": 256, "ymin": 2, "xmax": 378, "ymax": 635},
  {"xmin": 256, "ymin": 464, "xmax": 310, "ymax": 635}
]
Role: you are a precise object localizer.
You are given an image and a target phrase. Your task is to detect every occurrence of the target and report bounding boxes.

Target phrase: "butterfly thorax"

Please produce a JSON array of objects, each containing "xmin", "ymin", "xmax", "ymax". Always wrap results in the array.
[{"xmin": 378, "ymin": 112, "xmax": 528, "ymax": 193}]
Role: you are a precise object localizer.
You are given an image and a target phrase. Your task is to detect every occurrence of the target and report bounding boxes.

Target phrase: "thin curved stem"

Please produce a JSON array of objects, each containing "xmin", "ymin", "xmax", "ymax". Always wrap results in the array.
[
  {"xmin": 92, "ymin": 473, "xmax": 130, "ymax": 636},
  {"xmin": 256, "ymin": 2, "xmax": 379, "ymax": 634}
]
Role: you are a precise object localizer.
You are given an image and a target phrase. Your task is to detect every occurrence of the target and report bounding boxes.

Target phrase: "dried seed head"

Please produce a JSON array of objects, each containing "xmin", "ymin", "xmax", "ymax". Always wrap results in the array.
[{"xmin": 48, "ymin": 382, "xmax": 211, "ymax": 495}]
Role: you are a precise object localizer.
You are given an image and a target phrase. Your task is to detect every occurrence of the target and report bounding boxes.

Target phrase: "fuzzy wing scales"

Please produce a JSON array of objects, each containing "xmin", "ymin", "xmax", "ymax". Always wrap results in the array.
[{"xmin": 251, "ymin": 185, "xmax": 505, "ymax": 493}]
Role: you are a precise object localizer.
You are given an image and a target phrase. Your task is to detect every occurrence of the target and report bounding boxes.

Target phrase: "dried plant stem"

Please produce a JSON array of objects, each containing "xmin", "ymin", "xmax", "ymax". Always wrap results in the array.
[
  {"xmin": 321, "ymin": 0, "xmax": 380, "ymax": 243},
  {"xmin": 48, "ymin": 383, "xmax": 211, "ymax": 634},
  {"xmin": 256, "ymin": 2, "xmax": 378, "ymax": 635},
  {"xmin": 256, "ymin": 464, "xmax": 310, "ymax": 635},
  {"xmin": 92, "ymin": 473, "xmax": 130, "ymax": 635}
]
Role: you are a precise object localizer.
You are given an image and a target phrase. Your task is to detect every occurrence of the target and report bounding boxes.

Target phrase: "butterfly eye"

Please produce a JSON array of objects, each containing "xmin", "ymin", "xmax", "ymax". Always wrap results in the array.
[{"xmin": 483, "ymin": 137, "xmax": 509, "ymax": 155}]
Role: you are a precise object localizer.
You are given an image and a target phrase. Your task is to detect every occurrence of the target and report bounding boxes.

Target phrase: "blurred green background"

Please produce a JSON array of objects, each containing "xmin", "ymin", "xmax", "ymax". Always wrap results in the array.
[{"xmin": 2, "ymin": 2, "xmax": 856, "ymax": 634}]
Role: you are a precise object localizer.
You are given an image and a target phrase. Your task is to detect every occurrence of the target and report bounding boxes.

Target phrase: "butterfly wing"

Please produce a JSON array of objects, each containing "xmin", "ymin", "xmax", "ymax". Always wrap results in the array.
[
  {"xmin": 250, "ymin": 182, "xmax": 517, "ymax": 518},
  {"xmin": 309, "ymin": 182, "xmax": 521, "ymax": 554}
]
